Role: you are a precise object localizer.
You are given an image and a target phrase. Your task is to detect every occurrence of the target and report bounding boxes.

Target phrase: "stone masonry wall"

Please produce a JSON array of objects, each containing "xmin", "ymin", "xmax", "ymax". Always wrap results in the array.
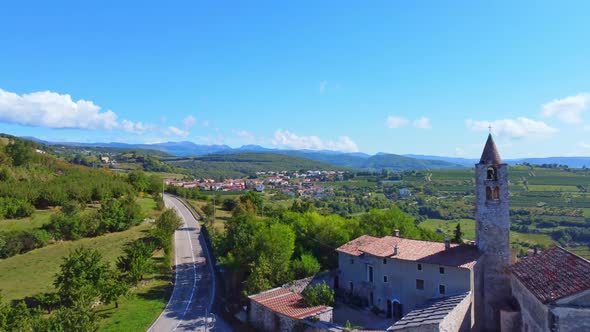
[
  {"xmin": 552, "ymin": 306, "xmax": 590, "ymax": 332},
  {"xmin": 439, "ymin": 292, "xmax": 472, "ymax": 332},
  {"xmin": 475, "ymin": 163, "xmax": 512, "ymax": 331},
  {"xmin": 511, "ymin": 277, "xmax": 548, "ymax": 332}
]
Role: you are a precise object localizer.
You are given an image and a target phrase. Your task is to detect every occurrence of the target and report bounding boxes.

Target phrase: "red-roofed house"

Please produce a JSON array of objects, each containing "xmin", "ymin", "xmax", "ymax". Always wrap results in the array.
[
  {"xmin": 336, "ymin": 233, "xmax": 480, "ymax": 325},
  {"xmin": 509, "ymin": 246, "xmax": 590, "ymax": 332},
  {"xmin": 248, "ymin": 286, "xmax": 333, "ymax": 332}
]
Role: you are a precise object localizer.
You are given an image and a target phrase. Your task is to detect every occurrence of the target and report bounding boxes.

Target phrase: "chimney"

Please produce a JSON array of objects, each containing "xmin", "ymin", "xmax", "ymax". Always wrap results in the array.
[
  {"xmin": 393, "ymin": 244, "xmax": 399, "ymax": 256},
  {"xmin": 394, "ymin": 229, "xmax": 400, "ymax": 237},
  {"xmin": 444, "ymin": 237, "xmax": 450, "ymax": 250}
]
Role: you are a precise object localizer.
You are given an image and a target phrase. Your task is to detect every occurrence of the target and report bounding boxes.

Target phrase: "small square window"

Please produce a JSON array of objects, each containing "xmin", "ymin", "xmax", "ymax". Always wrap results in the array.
[
  {"xmin": 383, "ymin": 275, "xmax": 388, "ymax": 283},
  {"xmin": 417, "ymin": 263, "xmax": 422, "ymax": 271},
  {"xmin": 439, "ymin": 267, "xmax": 445, "ymax": 274},
  {"xmin": 439, "ymin": 284, "xmax": 446, "ymax": 294},
  {"xmin": 383, "ymin": 258, "xmax": 387, "ymax": 264},
  {"xmin": 416, "ymin": 279, "xmax": 424, "ymax": 290}
]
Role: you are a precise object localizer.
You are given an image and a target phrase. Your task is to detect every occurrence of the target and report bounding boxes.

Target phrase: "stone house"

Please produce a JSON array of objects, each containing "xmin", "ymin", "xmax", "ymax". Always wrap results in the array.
[
  {"xmin": 336, "ymin": 234, "xmax": 480, "ymax": 325},
  {"xmin": 247, "ymin": 273, "xmax": 337, "ymax": 332},
  {"xmin": 509, "ymin": 246, "xmax": 590, "ymax": 332}
]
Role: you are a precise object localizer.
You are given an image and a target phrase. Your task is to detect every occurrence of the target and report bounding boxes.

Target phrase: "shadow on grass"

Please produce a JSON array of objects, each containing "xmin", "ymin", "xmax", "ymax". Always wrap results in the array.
[{"xmin": 136, "ymin": 283, "xmax": 173, "ymax": 302}]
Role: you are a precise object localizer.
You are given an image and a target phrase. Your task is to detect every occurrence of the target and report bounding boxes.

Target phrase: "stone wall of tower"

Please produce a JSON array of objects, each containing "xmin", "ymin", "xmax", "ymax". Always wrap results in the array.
[{"xmin": 474, "ymin": 163, "xmax": 511, "ymax": 332}]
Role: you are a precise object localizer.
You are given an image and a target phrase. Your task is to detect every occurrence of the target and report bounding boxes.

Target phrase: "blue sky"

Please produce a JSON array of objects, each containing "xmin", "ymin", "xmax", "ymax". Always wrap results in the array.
[{"xmin": 1, "ymin": 1, "xmax": 589, "ymax": 158}]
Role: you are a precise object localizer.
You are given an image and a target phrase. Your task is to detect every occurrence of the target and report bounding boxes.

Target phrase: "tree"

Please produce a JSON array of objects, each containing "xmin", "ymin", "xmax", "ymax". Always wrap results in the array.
[
  {"xmin": 0, "ymin": 292, "xmax": 9, "ymax": 329},
  {"xmin": 222, "ymin": 198, "xmax": 236, "ymax": 211},
  {"xmin": 292, "ymin": 253, "xmax": 321, "ymax": 279},
  {"xmin": 54, "ymin": 247, "xmax": 110, "ymax": 307},
  {"xmin": 453, "ymin": 223, "xmax": 463, "ymax": 244},
  {"xmin": 116, "ymin": 240, "xmax": 155, "ymax": 283},
  {"xmin": 146, "ymin": 174, "xmax": 163, "ymax": 195},
  {"xmin": 240, "ymin": 191, "xmax": 263, "ymax": 210},
  {"xmin": 5, "ymin": 140, "xmax": 34, "ymax": 166},
  {"xmin": 127, "ymin": 169, "xmax": 148, "ymax": 193},
  {"xmin": 244, "ymin": 255, "xmax": 273, "ymax": 295},
  {"xmin": 232, "ymin": 199, "xmax": 256, "ymax": 217},
  {"xmin": 302, "ymin": 282, "xmax": 334, "ymax": 307},
  {"xmin": 101, "ymin": 273, "xmax": 129, "ymax": 309},
  {"xmin": 153, "ymin": 209, "xmax": 182, "ymax": 259},
  {"xmin": 46, "ymin": 295, "xmax": 99, "ymax": 332},
  {"xmin": 259, "ymin": 223, "xmax": 295, "ymax": 284},
  {"xmin": 202, "ymin": 202, "xmax": 215, "ymax": 221}
]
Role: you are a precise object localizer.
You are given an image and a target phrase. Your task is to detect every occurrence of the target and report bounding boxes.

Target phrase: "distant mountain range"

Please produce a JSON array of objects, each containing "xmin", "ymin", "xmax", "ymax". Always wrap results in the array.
[{"xmin": 24, "ymin": 137, "xmax": 590, "ymax": 170}]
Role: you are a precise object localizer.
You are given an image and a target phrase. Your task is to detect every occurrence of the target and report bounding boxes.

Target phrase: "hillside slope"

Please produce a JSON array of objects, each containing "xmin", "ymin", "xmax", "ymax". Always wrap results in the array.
[{"xmin": 166, "ymin": 152, "xmax": 348, "ymax": 178}]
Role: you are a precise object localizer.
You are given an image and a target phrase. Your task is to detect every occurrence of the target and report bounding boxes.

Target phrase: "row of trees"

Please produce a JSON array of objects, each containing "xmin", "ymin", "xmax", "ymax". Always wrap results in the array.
[
  {"xmin": 0, "ymin": 196, "xmax": 146, "ymax": 259},
  {"xmin": 45, "ymin": 196, "xmax": 144, "ymax": 241}
]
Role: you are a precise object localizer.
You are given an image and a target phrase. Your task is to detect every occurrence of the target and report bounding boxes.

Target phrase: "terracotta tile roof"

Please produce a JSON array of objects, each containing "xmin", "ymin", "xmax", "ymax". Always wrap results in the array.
[
  {"xmin": 335, "ymin": 235, "xmax": 379, "ymax": 256},
  {"xmin": 510, "ymin": 246, "xmax": 590, "ymax": 304},
  {"xmin": 479, "ymin": 133, "xmax": 503, "ymax": 164},
  {"xmin": 339, "ymin": 235, "xmax": 481, "ymax": 269},
  {"xmin": 249, "ymin": 288, "xmax": 330, "ymax": 320}
]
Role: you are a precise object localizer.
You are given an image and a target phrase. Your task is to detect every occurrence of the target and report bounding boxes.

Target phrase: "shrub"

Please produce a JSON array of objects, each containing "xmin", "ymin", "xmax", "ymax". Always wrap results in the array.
[
  {"xmin": 0, "ymin": 197, "xmax": 35, "ymax": 219},
  {"xmin": 302, "ymin": 282, "xmax": 334, "ymax": 307},
  {"xmin": 292, "ymin": 253, "xmax": 321, "ymax": 279}
]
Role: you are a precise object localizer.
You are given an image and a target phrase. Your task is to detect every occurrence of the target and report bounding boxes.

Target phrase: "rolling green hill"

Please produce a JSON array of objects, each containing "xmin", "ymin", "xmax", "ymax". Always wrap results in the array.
[
  {"xmin": 166, "ymin": 152, "xmax": 349, "ymax": 178},
  {"xmin": 362, "ymin": 153, "xmax": 465, "ymax": 171}
]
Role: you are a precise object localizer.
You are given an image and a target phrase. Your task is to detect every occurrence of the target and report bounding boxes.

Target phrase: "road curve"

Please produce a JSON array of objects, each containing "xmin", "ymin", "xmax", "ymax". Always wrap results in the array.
[{"xmin": 148, "ymin": 194, "xmax": 232, "ymax": 332}]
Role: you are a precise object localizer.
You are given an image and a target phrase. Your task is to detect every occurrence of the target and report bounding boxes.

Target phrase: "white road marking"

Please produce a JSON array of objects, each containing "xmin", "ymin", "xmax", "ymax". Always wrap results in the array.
[{"xmin": 173, "ymin": 203, "xmax": 198, "ymax": 331}]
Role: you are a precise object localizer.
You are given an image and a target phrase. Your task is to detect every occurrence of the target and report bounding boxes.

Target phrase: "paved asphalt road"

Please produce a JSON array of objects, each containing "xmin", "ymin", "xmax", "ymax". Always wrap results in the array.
[{"xmin": 148, "ymin": 195, "xmax": 233, "ymax": 332}]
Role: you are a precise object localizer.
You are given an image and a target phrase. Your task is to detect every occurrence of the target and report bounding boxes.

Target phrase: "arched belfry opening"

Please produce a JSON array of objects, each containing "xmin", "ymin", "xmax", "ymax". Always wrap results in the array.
[
  {"xmin": 485, "ymin": 186, "xmax": 500, "ymax": 201},
  {"xmin": 492, "ymin": 186, "xmax": 500, "ymax": 200},
  {"xmin": 487, "ymin": 166, "xmax": 497, "ymax": 181}
]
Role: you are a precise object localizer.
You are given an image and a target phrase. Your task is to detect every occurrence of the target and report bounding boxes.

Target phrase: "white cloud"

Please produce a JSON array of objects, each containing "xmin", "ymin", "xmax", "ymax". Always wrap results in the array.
[
  {"xmin": 466, "ymin": 117, "xmax": 558, "ymax": 138},
  {"xmin": 271, "ymin": 129, "xmax": 358, "ymax": 152},
  {"xmin": 235, "ymin": 130, "xmax": 255, "ymax": 142},
  {"xmin": 386, "ymin": 116, "xmax": 409, "ymax": 128},
  {"xmin": 165, "ymin": 126, "xmax": 189, "ymax": 137},
  {"xmin": 182, "ymin": 115, "xmax": 196, "ymax": 129},
  {"xmin": 542, "ymin": 93, "xmax": 590, "ymax": 124},
  {"xmin": 413, "ymin": 117, "xmax": 431, "ymax": 129},
  {"xmin": 122, "ymin": 120, "xmax": 154, "ymax": 134},
  {"xmin": 577, "ymin": 141, "xmax": 590, "ymax": 149},
  {"xmin": 319, "ymin": 80, "xmax": 328, "ymax": 94},
  {"xmin": 454, "ymin": 147, "xmax": 468, "ymax": 157},
  {"xmin": 202, "ymin": 120, "xmax": 210, "ymax": 127},
  {"xmin": 0, "ymin": 88, "xmax": 118, "ymax": 129}
]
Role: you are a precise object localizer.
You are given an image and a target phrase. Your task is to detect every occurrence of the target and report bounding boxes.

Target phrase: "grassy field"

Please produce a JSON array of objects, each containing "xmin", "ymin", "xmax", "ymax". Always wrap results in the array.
[
  {"xmin": 0, "ymin": 224, "xmax": 152, "ymax": 302},
  {"xmin": 0, "ymin": 209, "xmax": 55, "ymax": 232},
  {"xmin": 187, "ymin": 198, "xmax": 230, "ymax": 233},
  {"xmin": 0, "ymin": 195, "xmax": 172, "ymax": 331},
  {"xmin": 527, "ymin": 184, "xmax": 580, "ymax": 192},
  {"xmin": 98, "ymin": 250, "xmax": 171, "ymax": 332},
  {"xmin": 421, "ymin": 219, "xmax": 475, "ymax": 239},
  {"xmin": 421, "ymin": 218, "xmax": 555, "ymax": 249},
  {"xmin": 137, "ymin": 196, "xmax": 160, "ymax": 219}
]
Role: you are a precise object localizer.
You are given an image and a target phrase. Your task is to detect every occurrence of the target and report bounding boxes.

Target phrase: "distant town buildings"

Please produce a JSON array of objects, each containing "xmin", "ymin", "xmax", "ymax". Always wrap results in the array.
[{"xmin": 165, "ymin": 170, "xmax": 341, "ymax": 197}]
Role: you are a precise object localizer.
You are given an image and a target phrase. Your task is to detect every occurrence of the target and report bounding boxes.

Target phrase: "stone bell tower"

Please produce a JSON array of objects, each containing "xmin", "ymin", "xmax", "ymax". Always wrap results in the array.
[{"xmin": 474, "ymin": 134, "xmax": 511, "ymax": 331}]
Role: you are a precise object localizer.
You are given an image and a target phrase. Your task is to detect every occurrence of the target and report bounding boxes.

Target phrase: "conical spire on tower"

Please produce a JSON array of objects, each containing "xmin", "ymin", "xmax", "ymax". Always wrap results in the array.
[{"xmin": 479, "ymin": 134, "xmax": 502, "ymax": 164}]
